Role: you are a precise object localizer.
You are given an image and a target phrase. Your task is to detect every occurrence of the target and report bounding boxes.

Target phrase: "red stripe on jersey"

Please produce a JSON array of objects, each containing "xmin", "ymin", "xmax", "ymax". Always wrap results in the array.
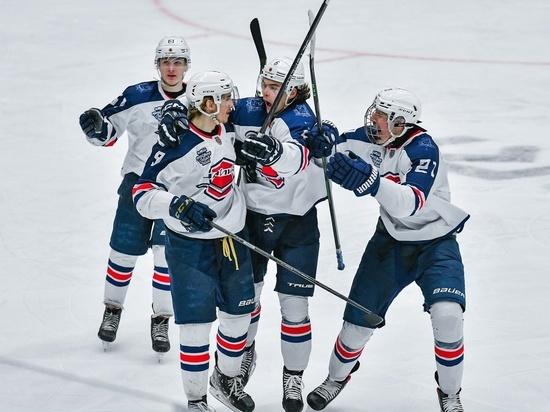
[
  {"xmin": 384, "ymin": 174, "xmax": 401, "ymax": 183},
  {"xmin": 131, "ymin": 182, "xmax": 157, "ymax": 196},
  {"xmin": 410, "ymin": 186, "xmax": 426, "ymax": 211}
]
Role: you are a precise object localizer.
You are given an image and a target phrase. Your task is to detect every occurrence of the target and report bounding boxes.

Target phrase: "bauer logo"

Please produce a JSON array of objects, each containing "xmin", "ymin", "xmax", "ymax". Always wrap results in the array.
[
  {"xmin": 432, "ymin": 287, "xmax": 465, "ymax": 299},
  {"xmin": 238, "ymin": 298, "xmax": 255, "ymax": 307}
]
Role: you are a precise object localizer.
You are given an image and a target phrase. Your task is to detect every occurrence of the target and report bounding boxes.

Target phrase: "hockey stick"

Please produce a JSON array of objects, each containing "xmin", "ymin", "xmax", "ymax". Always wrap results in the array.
[
  {"xmin": 256, "ymin": 0, "xmax": 331, "ymax": 138},
  {"xmin": 209, "ymin": 221, "xmax": 384, "ymax": 327},
  {"xmin": 308, "ymin": 9, "xmax": 345, "ymax": 271},
  {"xmin": 250, "ymin": 18, "xmax": 267, "ymax": 79}
]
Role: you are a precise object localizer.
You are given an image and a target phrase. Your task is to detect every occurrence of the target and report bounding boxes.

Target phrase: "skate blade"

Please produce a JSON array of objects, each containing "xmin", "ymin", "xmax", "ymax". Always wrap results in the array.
[
  {"xmin": 102, "ymin": 341, "xmax": 110, "ymax": 352},
  {"xmin": 156, "ymin": 352, "xmax": 164, "ymax": 363},
  {"xmin": 208, "ymin": 386, "xmax": 241, "ymax": 412}
]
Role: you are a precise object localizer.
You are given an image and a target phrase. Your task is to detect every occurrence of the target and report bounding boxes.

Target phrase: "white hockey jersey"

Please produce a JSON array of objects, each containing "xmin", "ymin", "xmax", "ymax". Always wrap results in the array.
[
  {"xmin": 132, "ymin": 123, "xmax": 246, "ymax": 240},
  {"xmin": 93, "ymin": 80, "xmax": 182, "ymax": 177},
  {"xmin": 336, "ymin": 126, "xmax": 470, "ymax": 242},
  {"xmin": 230, "ymin": 97, "xmax": 327, "ymax": 216}
]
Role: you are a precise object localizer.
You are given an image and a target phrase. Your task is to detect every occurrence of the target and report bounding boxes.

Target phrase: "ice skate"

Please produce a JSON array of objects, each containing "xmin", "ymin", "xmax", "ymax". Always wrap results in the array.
[
  {"xmin": 151, "ymin": 315, "xmax": 170, "ymax": 361},
  {"xmin": 435, "ymin": 371, "xmax": 464, "ymax": 411},
  {"xmin": 282, "ymin": 366, "xmax": 304, "ymax": 412},
  {"xmin": 98, "ymin": 306, "xmax": 122, "ymax": 350},
  {"xmin": 209, "ymin": 365, "xmax": 255, "ymax": 412},
  {"xmin": 188, "ymin": 395, "xmax": 216, "ymax": 411},
  {"xmin": 306, "ymin": 362, "xmax": 360, "ymax": 411},
  {"xmin": 239, "ymin": 341, "xmax": 257, "ymax": 387}
]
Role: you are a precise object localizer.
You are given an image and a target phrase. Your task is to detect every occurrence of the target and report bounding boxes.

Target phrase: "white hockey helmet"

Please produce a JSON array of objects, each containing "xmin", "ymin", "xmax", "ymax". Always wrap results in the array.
[
  {"xmin": 364, "ymin": 88, "xmax": 422, "ymax": 145},
  {"xmin": 155, "ymin": 36, "xmax": 191, "ymax": 67},
  {"xmin": 186, "ymin": 70, "xmax": 239, "ymax": 119},
  {"xmin": 260, "ymin": 56, "xmax": 306, "ymax": 95}
]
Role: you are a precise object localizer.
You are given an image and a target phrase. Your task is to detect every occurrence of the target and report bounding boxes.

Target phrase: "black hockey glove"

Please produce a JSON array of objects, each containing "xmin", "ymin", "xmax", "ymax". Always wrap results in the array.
[
  {"xmin": 327, "ymin": 151, "xmax": 380, "ymax": 197},
  {"xmin": 158, "ymin": 99, "xmax": 189, "ymax": 148},
  {"xmin": 79, "ymin": 108, "xmax": 109, "ymax": 143},
  {"xmin": 234, "ymin": 140, "xmax": 258, "ymax": 183},
  {"xmin": 240, "ymin": 131, "xmax": 283, "ymax": 166},
  {"xmin": 304, "ymin": 120, "xmax": 338, "ymax": 158},
  {"xmin": 169, "ymin": 195, "xmax": 217, "ymax": 232}
]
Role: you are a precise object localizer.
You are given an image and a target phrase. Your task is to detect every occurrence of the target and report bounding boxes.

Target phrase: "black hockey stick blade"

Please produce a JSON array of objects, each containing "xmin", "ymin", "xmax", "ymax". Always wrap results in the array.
[
  {"xmin": 250, "ymin": 18, "xmax": 267, "ymax": 72},
  {"xmin": 258, "ymin": 0, "xmax": 330, "ymax": 137},
  {"xmin": 209, "ymin": 221, "xmax": 383, "ymax": 327}
]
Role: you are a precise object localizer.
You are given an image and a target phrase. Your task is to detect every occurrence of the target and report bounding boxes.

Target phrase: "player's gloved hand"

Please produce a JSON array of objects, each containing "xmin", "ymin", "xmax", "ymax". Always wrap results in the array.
[
  {"xmin": 157, "ymin": 99, "xmax": 189, "ymax": 148},
  {"xmin": 240, "ymin": 131, "xmax": 283, "ymax": 166},
  {"xmin": 304, "ymin": 120, "xmax": 338, "ymax": 158},
  {"xmin": 169, "ymin": 195, "xmax": 217, "ymax": 232},
  {"xmin": 79, "ymin": 108, "xmax": 109, "ymax": 143},
  {"xmin": 326, "ymin": 151, "xmax": 380, "ymax": 196},
  {"xmin": 234, "ymin": 140, "xmax": 258, "ymax": 183}
]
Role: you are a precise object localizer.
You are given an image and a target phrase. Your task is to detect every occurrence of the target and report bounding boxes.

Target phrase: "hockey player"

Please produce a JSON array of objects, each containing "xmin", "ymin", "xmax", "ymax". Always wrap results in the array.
[
  {"xmin": 78, "ymin": 36, "xmax": 191, "ymax": 355},
  {"xmin": 304, "ymin": 88, "xmax": 469, "ymax": 412},
  {"xmin": 156, "ymin": 56, "xmax": 327, "ymax": 412},
  {"xmin": 133, "ymin": 70, "xmax": 256, "ymax": 412},
  {"xmin": 233, "ymin": 56, "xmax": 327, "ymax": 412}
]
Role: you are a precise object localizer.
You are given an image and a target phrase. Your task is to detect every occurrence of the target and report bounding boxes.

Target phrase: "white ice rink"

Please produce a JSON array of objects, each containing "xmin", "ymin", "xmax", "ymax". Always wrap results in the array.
[{"xmin": 1, "ymin": 0, "xmax": 549, "ymax": 410}]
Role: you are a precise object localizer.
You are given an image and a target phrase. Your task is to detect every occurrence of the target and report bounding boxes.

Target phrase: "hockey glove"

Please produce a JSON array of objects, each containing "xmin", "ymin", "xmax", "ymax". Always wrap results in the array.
[
  {"xmin": 304, "ymin": 120, "xmax": 338, "ymax": 158},
  {"xmin": 240, "ymin": 131, "xmax": 283, "ymax": 166},
  {"xmin": 79, "ymin": 108, "xmax": 109, "ymax": 143},
  {"xmin": 234, "ymin": 140, "xmax": 258, "ymax": 183},
  {"xmin": 157, "ymin": 99, "xmax": 189, "ymax": 148},
  {"xmin": 326, "ymin": 151, "xmax": 380, "ymax": 197},
  {"xmin": 169, "ymin": 195, "xmax": 217, "ymax": 232}
]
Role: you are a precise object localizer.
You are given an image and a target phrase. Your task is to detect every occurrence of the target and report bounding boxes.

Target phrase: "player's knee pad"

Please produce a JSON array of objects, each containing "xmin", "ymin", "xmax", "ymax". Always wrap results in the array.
[
  {"xmin": 339, "ymin": 320, "xmax": 375, "ymax": 349},
  {"xmin": 218, "ymin": 310, "xmax": 251, "ymax": 338},
  {"xmin": 430, "ymin": 301, "xmax": 463, "ymax": 343},
  {"xmin": 109, "ymin": 249, "xmax": 138, "ymax": 267},
  {"xmin": 179, "ymin": 323, "xmax": 212, "ymax": 347},
  {"xmin": 152, "ymin": 244, "xmax": 167, "ymax": 266},
  {"xmin": 278, "ymin": 293, "xmax": 309, "ymax": 323}
]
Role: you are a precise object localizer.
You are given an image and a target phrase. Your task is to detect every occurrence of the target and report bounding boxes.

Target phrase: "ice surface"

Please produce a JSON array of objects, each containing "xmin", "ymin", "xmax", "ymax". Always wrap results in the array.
[{"xmin": 1, "ymin": 0, "xmax": 549, "ymax": 410}]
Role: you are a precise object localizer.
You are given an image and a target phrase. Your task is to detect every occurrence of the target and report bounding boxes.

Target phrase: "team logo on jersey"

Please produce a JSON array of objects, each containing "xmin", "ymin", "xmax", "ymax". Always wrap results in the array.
[
  {"xmin": 214, "ymin": 135, "xmax": 222, "ymax": 145},
  {"xmin": 389, "ymin": 148, "xmax": 397, "ymax": 158},
  {"xmin": 136, "ymin": 82, "xmax": 154, "ymax": 93},
  {"xmin": 370, "ymin": 150, "xmax": 383, "ymax": 168},
  {"xmin": 152, "ymin": 105, "xmax": 162, "ymax": 121},
  {"xmin": 206, "ymin": 158, "xmax": 235, "ymax": 200},
  {"xmin": 259, "ymin": 166, "xmax": 284, "ymax": 189},
  {"xmin": 246, "ymin": 98, "xmax": 264, "ymax": 112},
  {"xmin": 196, "ymin": 147, "xmax": 212, "ymax": 166},
  {"xmin": 293, "ymin": 104, "xmax": 311, "ymax": 118}
]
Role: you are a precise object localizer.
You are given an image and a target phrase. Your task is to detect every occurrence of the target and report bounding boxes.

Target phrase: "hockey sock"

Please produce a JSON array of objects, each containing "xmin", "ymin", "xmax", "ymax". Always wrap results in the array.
[
  {"xmin": 217, "ymin": 311, "xmax": 250, "ymax": 377},
  {"xmin": 430, "ymin": 301, "xmax": 464, "ymax": 395},
  {"xmin": 179, "ymin": 323, "xmax": 212, "ymax": 400},
  {"xmin": 103, "ymin": 249, "xmax": 138, "ymax": 308},
  {"xmin": 245, "ymin": 281, "xmax": 264, "ymax": 346},
  {"xmin": 279, "ymin": 294, "xmax": 311, "ymax": 371},
  {"xmin": 151, "ymin": 245, "xmax": 172, "ymax": 317},
  {"xmin": 329, "ymin": 321, "xmax": 374, "ymax": 381}
]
